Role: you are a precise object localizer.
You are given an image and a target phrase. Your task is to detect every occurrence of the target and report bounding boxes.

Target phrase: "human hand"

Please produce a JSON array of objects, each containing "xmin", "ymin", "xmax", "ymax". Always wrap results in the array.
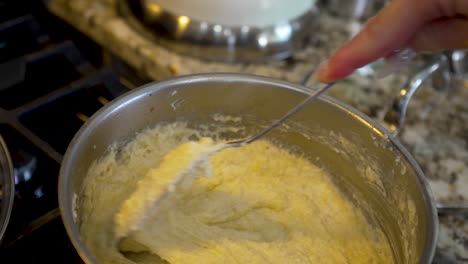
[{"xmin": 315, "ymin": 0, "xmax": 468, "ymax": 82}]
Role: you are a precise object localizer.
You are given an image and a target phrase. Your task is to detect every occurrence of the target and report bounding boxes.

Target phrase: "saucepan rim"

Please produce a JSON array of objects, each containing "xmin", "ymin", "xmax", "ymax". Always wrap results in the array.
[{"xmin": 59, "ymin": 73, "xmax": 438, "ymax": 264}]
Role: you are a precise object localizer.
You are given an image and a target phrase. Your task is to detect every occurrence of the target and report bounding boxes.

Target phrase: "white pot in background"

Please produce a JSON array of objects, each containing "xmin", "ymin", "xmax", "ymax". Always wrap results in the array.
[{"xmin": 146, "ymin": 0, "xmax": 316, "ymax": 27}]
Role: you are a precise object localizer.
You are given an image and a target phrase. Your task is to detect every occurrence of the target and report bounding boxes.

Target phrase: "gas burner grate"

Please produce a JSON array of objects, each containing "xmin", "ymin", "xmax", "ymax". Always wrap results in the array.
[
  {"xmin": 0, "ymin": 1, "xmax": 138, "ymax": 262},
  {"xmin": 19, "ymin": 70, "xmax": 128, "ymax": 154},
  {"xmin": 0, "ymin": 14, "xmax": 49, "ymax": 63},
  {"xmin": 0, "ymin": 125, "xmax": 60, "ymax": 241},
  {"xmin": 0, "ymin": 41, "xmax": 90, "ymax": 110}
]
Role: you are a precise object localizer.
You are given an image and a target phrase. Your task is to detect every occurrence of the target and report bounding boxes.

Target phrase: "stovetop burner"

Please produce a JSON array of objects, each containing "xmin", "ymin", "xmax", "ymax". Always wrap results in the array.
[{"xmin": 0, "ymin": 0, "xmax": 141, "ymax": 262}]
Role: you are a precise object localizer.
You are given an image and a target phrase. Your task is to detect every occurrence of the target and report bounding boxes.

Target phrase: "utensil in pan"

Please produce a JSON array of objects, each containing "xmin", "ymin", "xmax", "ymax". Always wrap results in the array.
[{"xmin": 114, "ymin": 80, "xmax": 336, "ymax": 239}]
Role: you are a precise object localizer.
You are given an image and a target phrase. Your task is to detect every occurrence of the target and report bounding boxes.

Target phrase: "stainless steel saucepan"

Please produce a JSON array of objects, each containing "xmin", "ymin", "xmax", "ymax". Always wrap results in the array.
[{"xmin": 59, "ymin": 73, "xmax": 438, "ymax": 264}]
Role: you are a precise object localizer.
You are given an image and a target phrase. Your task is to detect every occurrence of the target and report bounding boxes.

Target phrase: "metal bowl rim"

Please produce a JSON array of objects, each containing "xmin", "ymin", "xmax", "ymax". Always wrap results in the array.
[
  {"xmin": 59, "ymin": 72, "xmax": 438, "ymax": 264},
  {"xmin": 0, "ymin": 135, "xmax": 14, "ymax": 244}
]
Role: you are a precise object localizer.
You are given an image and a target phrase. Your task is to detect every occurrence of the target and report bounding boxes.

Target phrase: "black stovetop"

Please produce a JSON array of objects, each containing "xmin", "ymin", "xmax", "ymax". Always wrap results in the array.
[{"xmin": 0, "ymin": 1, "xmax": 146, "ymax": 262}]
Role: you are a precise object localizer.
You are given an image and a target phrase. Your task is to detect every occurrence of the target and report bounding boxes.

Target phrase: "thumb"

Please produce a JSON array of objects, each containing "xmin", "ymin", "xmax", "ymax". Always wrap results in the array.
[{"xmin": 410, "ymin": 18, "xmax": 468, "ymax": 51}]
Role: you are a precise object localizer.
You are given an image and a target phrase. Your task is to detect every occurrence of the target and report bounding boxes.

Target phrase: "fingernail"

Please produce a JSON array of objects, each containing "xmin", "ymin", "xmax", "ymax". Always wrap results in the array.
[{"xmin": 313, "ymin": 60, "xmax": 329, "ymax": 83}]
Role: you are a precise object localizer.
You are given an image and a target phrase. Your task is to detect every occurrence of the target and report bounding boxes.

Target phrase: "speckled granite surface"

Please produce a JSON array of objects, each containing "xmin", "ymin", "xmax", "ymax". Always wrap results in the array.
[{"xmin": 48, "ymin": 0, "xmax": 468, "ymax": 262}]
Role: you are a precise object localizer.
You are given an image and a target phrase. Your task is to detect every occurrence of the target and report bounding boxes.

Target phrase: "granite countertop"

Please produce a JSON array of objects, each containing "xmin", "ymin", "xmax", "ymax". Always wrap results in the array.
[{"xmin": 48, "ymin": 0, "xmax": 468, "ymax": 262}]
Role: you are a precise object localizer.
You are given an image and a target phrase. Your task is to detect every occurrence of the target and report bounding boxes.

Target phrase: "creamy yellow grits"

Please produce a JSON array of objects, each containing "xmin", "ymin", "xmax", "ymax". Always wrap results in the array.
[{"xmin": 79, "ymin": 122, "xmax": 394, "ymax": 264}]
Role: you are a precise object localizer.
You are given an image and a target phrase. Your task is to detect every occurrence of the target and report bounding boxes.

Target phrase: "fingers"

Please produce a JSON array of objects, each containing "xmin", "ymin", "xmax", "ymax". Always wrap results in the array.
[
  {"xmin": 316, "ymin": 0, "xmax": 435, "ymax": 82},
  {"xmin": 410, "ymin": 18, "xmax": 468, "ymax": 51}
]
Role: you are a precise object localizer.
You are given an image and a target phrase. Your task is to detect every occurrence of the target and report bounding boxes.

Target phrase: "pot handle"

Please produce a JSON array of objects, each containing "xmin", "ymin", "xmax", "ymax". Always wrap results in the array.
[
  {"xmin": 436, "ymin": 204, "xmax": 468, "ymax": 214},
  {"xmin": 381, "ymin": 55, "xmax": 448, "ymax": 135},
  {"xmin": 380, "ymin": 54, "xmax": 468, "ymax": 214},
  {"xmin": 302, "ymin": 52, "xmax": 468, "ymax": 214}
]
